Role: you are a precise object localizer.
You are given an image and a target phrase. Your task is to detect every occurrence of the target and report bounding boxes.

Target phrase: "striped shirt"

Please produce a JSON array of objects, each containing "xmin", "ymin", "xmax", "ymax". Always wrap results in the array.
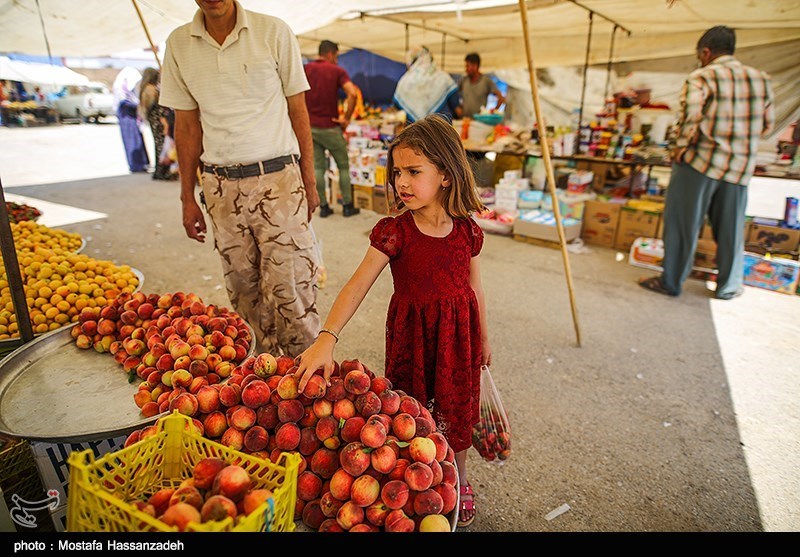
[
  {"xmin": 159, "ymin": 2, "xmax": 309, "ymax": 166},
  {"xmin": 673, "ymin": 55, "xmax": 774, "ymax": 185}
]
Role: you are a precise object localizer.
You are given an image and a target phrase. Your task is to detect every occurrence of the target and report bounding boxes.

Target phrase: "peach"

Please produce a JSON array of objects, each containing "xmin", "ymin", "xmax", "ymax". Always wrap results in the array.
[
  {"xmin": 336, "ymin": 500, "xmax": 365, "ymax": 530},
  {"xmin": 301, "ymin": 498, "xmax": 325, "ymax": 530},
  {"xmin": 189, "ymin": 376, "xmax": 209, "ymax": 395},
  {"xmin": 192, "ymin": 457, "xmax": 226, "ymax": 490},
  {"xmin": 344, "ymin": 369, "xmax": 371, "ymax": 395},
  {"xmin": 340, "ymin": 416, "xmax": 366, "ymax": 443},
  {"xmin": 277, "ymin": 398, "xmax": 305, "ymax": 423},
  {"xmin": 425, "ymin": 432, "xmax": 448, "ymax": 462},
  {"xmin": 169, "ymin": 392, "xmax": 199, "ymax": 417},
  {"xmin": 319, "ymin": 490, "xmax": 345, "ymax": 518},
  {"xmin": 333, "ymin": 398, "xmax": 356, "ymax": 421},
  {"xmin": 299, "ymin": 426, "xmax": 322, "ymax": 456},
  {"xmin": 240, "ymin": 380, "xmax": 271, "ymax": 408},
  {"xmin": 297, "ymin": 471, "xmax": 323, "ymax": 502},
  {"xmin": 429, "ymin": 459, "xmax": 443, "ymax": 486},
  {"xmin": 371, "ymin": 414, "xmax": 393, "ymax": 434},
  {"xmin": 161, "ymin": 502, "xmax": 201, "ymax": 531},
  {"xmin": 328, "ymin": 468, "xmax": 354, "ymax": 501},
  {"xmin": 169, "ymin": 485, "xmax": 204, "ymax": 510},
  {"xmin": 187, "ymin": 344, "xmax": 208, "ymax": 362},
  {"xmin": 256, "ymin": 404, "xmax": 279, "ymax": 430},
  {"xmin": 243, "ymin": 425, "xmax": 269, "ymax": 452},
  {"xmin": 203, "ymin": 411, "xmax": 227, "ymax": 438},
  {"xmin": 230, "ymin": 406, "xmax": 257, "ymax": 431},
  {"xmin": 419, "ymin": 513, "xmax": 450, "ymax": 532},
  {"xmin": 242, "ymin": 488, "xmax": 274, "ymax": 516},
  {"xmin": 318, "ymin": 518, "xmax": 345, "ymax": 532},
  {"xmin": 369, "ymin": 376, "xmax": 393, "ymax": 395},
  {"xmin": 124, "ymin": 430, "xmax": 141, "ymax": 448},
  {"xmin": 219, "ymin": 427, "xmax": 244, "ymax": 451},
  {"xmin": 409, "ymin": 436, "xmax": 437, "ymax": 465},
  {"xmin": 218, "ymin": 383, "xmax": 241, "ymax": 407},
  {"xmin": 314, "ymin": 415, "xmax": 339, "ymax": 443},
  {"xmin": 354, "ymin": 391, "xmax": 381, "ymax": 418},
  {"xmin": 324, "ymin": 377, "xmax": 347, "ymax": 402},
  {"xmin": 196, "ymin": 385, "xmax": 220, "ymax": 414},
  {"xmin": 392, "ymin": 413, "xmax": 417, "ymax": 441},
  {"xmin": 276, "ymin": 374, "xmax": 300, "ymax": 400},
  {"xmin": 339, "ymin": 442, "xmax": 371, "ymax": 477},
  {"xmin": 350, "ymin": 475, "xmax": 380, "ymax": 508},
  {"xmin": 402, "ymin": 491, "xmax": 416, "ymax": 518},
  {"xmin": 413, "ymin": 488, "xmax": 444, "ymax": 516},
  {"xmin": 398, "ymin": 396, "xmax": 421, "ymax": 417},
  {"xmin": 378, "ymin": 390, "xmax": 401, "ymax": 416},
  {"xmin": 218, "ymin": 345, "xmax": 237, "ymax": 361},
  {"xmin": 275, "ymin": 354, "xmax": 295, "ymax": 376},
  {"xmin": 211, "ymin": 465, "xmax": 251, "ymax": 502},
  {"xmin": 155, "ymin": 353, "xmax": 175, "ymax": 372},
  {"xmin": 380, "ymin": 479, "xmax": 409, "ymax": 510},
  {"xmin": 240, "ymin": 373, "xmax": 261, "ymax": 388},
  {"xmin": 169, "ymin": 340, "xmax": 191, "ymax": 360},
  {"xmin": 97, "ymin": 318, "xmax": 116, "ymax": 337},
  {"xmin": 171, "ymin": 368, "xmax": 193, "ymax": 388},
  {"xmin": 253, "ymin": 353, "xmax": 278, "ymax": 378},
  {"xmin": 148, "ymin": 488, "xmax": 176, "ymax": 516},
  {"xmin": 298, "ymin": 405, "xmax": 318, "ymax": 428},
  {"xmin": 370, "ymin": 444, "xmax": 397, "ymax": 475},
  {"xmin": 404, "ymin": 462, "xmax": 434, "ymax": 492},
  {"xmin": 311, "ymin": 398, "xmax": 333, "ymax": 419},
  {"xmin": 200, "ymin": 495, "xmax": 237, "ymax": 523},
  {"xmin": 215, "ymin": 361, "xmax": 233, "ymax": 378},
  {"xmin": 302, "ymin": 374, "xmax": 327, "ymax": 399},
  {"xmin": 433, "ymin": 482, "xmax": 457, "ymax": 515},
  {"xmin": 414, "ymin": 416, "xmax": 435, "ymax": 438},
  {"xmin": 133, "ymin": 389, "xmax": 151, "ymax": 409},
  {"xmin": 365, "ymin": 500, "xmax": 391, "ymax": 527},
  {"xmin": 359, "ymin": 421, "xmax": 387, "ymax": 449},
  {"xmin": 340, "ymin": 359, "xmax": 365, "ymax": 374},
  {"xmin": 205, "ymin": 353, "xmax": 223, "ymax": 372},
  {"xmin": 310, "ymin": 447, "xmax": 340, "ymax": 480},
  {"xmin": 274, "ymin": 422, "xmax": 301, "ymax": 451},
  {"xmin": 384, "ymin": 509, "xmax": 414, "ymax": 532}
]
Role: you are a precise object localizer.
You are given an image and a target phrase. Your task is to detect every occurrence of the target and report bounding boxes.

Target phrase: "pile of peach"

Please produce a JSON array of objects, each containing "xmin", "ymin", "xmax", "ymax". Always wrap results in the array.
[
  {"xmin": 128, "ymin": 458, "xmax": 274, "ymax": 531},
  {"xmin": 71, "ymin": 291, "xmax": 252, "ymax": 417},
  {"xmin": 125, "ymin": 355, "xmax": 456, "ymax": 532}
]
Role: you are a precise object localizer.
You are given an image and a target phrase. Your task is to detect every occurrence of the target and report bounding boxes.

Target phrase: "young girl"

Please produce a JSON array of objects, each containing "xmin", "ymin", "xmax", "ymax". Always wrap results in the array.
[{"xmin": 295, "ymin": 114, "xmax": 491, "ymax": 528}]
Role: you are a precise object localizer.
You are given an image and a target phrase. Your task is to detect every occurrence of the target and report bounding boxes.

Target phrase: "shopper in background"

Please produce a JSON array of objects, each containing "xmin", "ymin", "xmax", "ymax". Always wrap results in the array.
[
  {"xmin": 160, "ymin": 0, "xmax": 320, "ymax": 357},
  {"xmin": 639, "ymin": 25, "xmax": 774, "ymax": 300},
  {"xmin": 112, "ymin": 66, "xmax": 149, "ymax": 173},
  {"xmin": 304, "ymin": 39, "xmax": 360, "ymax": 218},
  {"xmin": 294, "ymin": 115, "xmax": 491, "ymax": 529},
  {"xmin": 138, "ymin": 67, "xmax": 173, "ymax": 181},
  {"xmin": 458, "ymin": 52, "xmax": 505, "ymax": 119}
]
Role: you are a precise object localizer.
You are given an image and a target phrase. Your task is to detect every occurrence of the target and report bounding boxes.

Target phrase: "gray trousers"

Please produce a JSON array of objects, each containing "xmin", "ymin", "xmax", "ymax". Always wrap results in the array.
[
  {"xmin": 312, "ymin": 127, "xmax": 353, "ymax": 205},
  {"xmin": 660, "ymin": 163, "xmax": 747, "ymax": 298}
]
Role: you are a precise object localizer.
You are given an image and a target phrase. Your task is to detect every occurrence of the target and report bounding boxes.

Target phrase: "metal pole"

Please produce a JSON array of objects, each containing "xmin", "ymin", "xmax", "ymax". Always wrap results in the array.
[
  {"xmin": 405, "ymin": 23, "xmax": 410, "ymax": 58},
  {"xmin": 0, "ymin": 181, "xmax": 34, "ymax": 345},
  {"xmin": 604, "ymin": 25, "xmax": 618, "ymax": 101},
  {"xmin": 441, "ymin": 33, "xmax": 446, "ymax": 71},
  {"xmin": 518, "ymin": 0, "xmax": 582, "ymax": 347},
  {"xmin": 132, "ymin": 0, "xmax": 162, "ymax": 70},
  {"xmin": 578, "ymin": 11, "xmax": 594, "ymax": 130}
]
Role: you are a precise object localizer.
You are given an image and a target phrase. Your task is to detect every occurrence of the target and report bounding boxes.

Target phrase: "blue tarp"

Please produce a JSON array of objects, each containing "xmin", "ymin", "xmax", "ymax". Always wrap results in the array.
[{"xmin": 338, "ymin": 49, "xmax": 406, "ymax": 108}]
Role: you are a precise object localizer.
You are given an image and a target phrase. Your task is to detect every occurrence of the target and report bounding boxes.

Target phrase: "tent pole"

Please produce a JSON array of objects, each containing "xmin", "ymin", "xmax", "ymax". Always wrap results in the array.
[
  {"xmin": 441, "ymin": 34, "xmax": 446, "ymax": 71},
  {"xmin": 517, "ymin": 0, "xmax": 582, "ymax": 347},
  {"xmin": 0, "ymin": 180, "xmax": 34, "ymax": 345},
  {"xmin": 604, "ymin": 25, "xmax": 618, "ymax": 101},
  {"xmin": 131, "ymin": 0, "xmax": 162, "ymax": 70},
  {"xmin": 577, "ymin": 11, "xmax": 594, "ymax": 130}
]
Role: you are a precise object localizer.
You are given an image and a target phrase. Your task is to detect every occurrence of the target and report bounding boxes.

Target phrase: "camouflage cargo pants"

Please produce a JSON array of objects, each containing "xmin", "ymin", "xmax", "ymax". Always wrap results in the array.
[{"xmin": 200, "ymin": 162, "xmax": 320, "ymax": 357}]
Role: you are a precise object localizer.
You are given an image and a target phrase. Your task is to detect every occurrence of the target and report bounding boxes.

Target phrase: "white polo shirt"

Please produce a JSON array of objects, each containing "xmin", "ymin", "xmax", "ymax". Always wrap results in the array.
[{"xmin": 160, "ymin": 3, "xmax": 309, "ymax": 166}]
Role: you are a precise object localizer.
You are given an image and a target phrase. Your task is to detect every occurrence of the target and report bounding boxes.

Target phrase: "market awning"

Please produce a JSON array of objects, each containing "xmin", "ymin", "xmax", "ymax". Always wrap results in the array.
[{"xmin": 0, "ymin": 56, "xmax": 89, "ymax": 86}]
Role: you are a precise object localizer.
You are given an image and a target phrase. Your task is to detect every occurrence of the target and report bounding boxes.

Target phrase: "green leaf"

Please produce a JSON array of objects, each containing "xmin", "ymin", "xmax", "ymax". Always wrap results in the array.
[
  {"xmin": 389, "ymin": 440, "xmax": 410, "ymax": 448},
  {"xmin": 339, "ymin": 417, "xmax": 346, "ymax": 429},
  {"xmin": 128, "ymin": 371, "xmax": 137, "ymax": 384}
]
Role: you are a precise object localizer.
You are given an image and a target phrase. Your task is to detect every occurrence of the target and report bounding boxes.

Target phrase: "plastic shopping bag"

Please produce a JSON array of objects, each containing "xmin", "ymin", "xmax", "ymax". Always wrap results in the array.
[
  {"xmin": 471, "ymin": 365, "xmax": 511, "ymax": 463},
  {"xmin": 310, "ymin": 224, "xmax": 327, "ymax": 289}
]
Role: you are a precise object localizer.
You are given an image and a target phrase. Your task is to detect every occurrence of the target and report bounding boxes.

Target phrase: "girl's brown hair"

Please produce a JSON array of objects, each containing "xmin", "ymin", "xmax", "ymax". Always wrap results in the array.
[{"xmin": 386, "ymin": 114, "xmax": 485, "ymax": 218}]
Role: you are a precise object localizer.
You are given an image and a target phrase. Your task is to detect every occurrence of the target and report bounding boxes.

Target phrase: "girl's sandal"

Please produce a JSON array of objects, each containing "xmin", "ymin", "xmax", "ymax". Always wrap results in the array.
[{"xmin": 457, "ymin": 482, "xmax": 476, "ymax": 527}]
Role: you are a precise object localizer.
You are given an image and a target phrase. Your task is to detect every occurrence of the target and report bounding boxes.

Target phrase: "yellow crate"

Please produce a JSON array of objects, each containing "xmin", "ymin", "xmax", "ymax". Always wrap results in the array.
[
  {"xmin": 0, "ymin": 437, "xmax": 38, "ymax": 485},
  {"xmin": 66, "ymin": 412, "xmax": 299, "ymax": 532}
]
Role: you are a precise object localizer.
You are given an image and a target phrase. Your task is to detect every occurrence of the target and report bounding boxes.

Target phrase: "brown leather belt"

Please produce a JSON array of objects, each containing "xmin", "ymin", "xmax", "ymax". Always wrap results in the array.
[{"xmin": 201, "ymin": 154, "xmax": 299, "ymax": 179}]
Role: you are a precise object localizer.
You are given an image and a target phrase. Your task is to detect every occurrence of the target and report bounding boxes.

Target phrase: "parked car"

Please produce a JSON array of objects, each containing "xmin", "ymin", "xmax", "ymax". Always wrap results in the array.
[{"xmin": 52, "ymin": 82, "xmax": 115, "ymax": 123}]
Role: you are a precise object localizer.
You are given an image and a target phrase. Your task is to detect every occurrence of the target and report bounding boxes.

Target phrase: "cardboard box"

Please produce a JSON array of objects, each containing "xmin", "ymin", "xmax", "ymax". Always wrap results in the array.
[
  {"xmin": 743, "ymin": 253, "xmax": 800, "ymax": 294},
  {"xmin": 512, "ymin": 210, "xmax": 582, "ymax": 242},
  {"xmin": 627, "ymin": 237, "xmax": 718, "ymax": 273},
  {"xmin": 581, "ymin": 200, "xmax": 622, "ymax": 247},
  {"xmin": 518, "ymin": 190, "xmax": 544, "ymax": 210},
  {"xmin": 372, "ymin": 186, "xmax": 400, "ymax": 215},
  {"xmin": 693, "ymin": 238, "xmax": 718, "ymax": 271},
  {"xmin": 614, "ymin": 206, "xmax": 662, "ymax": 252},
  {"xmin": 541, "ymin": 191, "xmax": 595, "ymax": 220},
  {"xmin": 575, "ymin": 160, "xmax": 613, "ymax": 191},
  {"xmin": 747, "ymin": 224, "xmax": 800, "ymax": 252},
  {"xmin": 353, "ymin": 184, "xmax": 374, "ymax": 211}
]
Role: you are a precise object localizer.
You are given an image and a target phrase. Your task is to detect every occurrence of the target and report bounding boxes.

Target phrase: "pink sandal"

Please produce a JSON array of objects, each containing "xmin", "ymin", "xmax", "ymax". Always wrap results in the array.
[{"xmin": 458, "ymin": 482, "xmax": 476, "ymax": 527}]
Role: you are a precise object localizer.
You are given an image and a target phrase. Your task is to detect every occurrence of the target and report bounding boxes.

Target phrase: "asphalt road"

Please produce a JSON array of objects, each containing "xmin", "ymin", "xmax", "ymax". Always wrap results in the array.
[{"xmin": 1, "ymin": 123, "xmax": 798, "ymax": 532}]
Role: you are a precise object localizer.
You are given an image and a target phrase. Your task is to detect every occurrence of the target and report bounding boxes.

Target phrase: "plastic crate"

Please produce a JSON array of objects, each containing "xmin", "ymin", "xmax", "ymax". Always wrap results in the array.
[
  {"xmin": 66, "ymin": 412, "xmax": 299, "ymax": 532},
  {"xmin": 0, "ymin": 438, "xmax": 38, "ymax": 485}
]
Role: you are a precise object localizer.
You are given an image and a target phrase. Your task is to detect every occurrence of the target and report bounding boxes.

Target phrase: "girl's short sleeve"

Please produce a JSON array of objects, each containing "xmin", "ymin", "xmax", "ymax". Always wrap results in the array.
[
  {"xmin": 370, "ymin": 217, "xmax": 403, "ymax": 259},
  {"xmin": 468, "ymin": 216, "xmax": 484, "ymax": 257}
]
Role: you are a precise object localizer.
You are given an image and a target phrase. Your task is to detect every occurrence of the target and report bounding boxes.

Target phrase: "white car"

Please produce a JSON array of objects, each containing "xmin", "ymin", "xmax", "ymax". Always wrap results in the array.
[{"xmin": 52, "ymin": 82, "xmax": 115, "ymax": 123}]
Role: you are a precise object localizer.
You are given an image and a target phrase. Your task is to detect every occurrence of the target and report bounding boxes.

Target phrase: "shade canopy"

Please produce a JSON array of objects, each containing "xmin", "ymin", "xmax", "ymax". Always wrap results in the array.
[{"xmin": 0, "ymin": 56, "xmax": 89, "ymax": 86}]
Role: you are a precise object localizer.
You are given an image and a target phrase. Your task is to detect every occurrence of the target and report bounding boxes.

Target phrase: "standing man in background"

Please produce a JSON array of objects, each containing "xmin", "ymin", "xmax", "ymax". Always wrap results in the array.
[
  {"xmin": 458, "ymin": 52, "xmax": 505, "ymax": 118},
  {"xmin": 160, "ymin": 0, "xmax": 321, "ymax": 357},
  {"xmin": 304, "ymin": 39, "xmax": 360, "ymax": 218},
  {"xmin": 639, "ymin": 25, "xmax": 774, "ymax": 300}
]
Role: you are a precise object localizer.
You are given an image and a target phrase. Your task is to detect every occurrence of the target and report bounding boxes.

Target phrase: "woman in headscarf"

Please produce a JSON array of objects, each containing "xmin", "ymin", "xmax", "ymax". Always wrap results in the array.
[
  {"xmin": 112, "ymin": 66, "xmax": 149, "ymax": 173},
  {"xmin": 139, "ymin": 67, "xmax": 173, "ymax": 180}
]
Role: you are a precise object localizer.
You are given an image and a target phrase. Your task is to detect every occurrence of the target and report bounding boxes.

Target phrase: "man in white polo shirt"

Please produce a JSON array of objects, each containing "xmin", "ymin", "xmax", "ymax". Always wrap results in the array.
[{"xmin": 160, "ymin": 0, "xmax": 321, "ymax": 357}]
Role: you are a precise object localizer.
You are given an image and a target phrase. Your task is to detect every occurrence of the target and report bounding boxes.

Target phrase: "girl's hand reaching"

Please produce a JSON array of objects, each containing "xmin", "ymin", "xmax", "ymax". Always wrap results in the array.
[{"xmin": 294, "ymin": 336, "xmax": 337, "ymax": 392}]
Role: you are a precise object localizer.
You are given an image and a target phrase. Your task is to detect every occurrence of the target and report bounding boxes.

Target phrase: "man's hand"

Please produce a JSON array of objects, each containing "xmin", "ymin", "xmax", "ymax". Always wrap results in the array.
[
  {"xmin": 332, "ymin": 116, "xmax": 350, "ymax": 131},
  {"xmin": 182, "ymin": 198, "xmax": 206, "ymax": 242},
  {"xmin": 671, "ymin": 147, "xmax": 686, "ymax": 163}
]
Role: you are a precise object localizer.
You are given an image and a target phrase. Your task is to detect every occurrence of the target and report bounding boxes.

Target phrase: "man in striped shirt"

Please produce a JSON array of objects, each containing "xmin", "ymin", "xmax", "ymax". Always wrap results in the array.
[{"xmin": 639, "ymin": 25, "xmax": 774, "ymax": 300}]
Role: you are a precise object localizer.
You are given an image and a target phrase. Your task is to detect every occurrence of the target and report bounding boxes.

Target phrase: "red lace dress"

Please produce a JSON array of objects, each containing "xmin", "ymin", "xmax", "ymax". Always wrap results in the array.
[{"xmin": 369, "ymin": 211, "xmax": 484, "ymax": 452}]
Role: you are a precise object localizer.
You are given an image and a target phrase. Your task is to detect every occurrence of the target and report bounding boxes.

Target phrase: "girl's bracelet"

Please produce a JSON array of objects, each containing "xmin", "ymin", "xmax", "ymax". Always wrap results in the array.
[{"xmin": 319, "ymin": 328, "xmax": 339, "ymax": 343}]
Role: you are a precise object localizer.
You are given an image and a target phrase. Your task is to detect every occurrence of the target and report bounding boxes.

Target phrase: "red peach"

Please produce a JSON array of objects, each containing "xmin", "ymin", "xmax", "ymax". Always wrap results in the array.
[
  {"xmin": 147, "ymin": 488, "xmax": 176, "ymax": 516},
  {"xmin": 369, "ymin": 376, "xmax": 393, "ymax": 395},
  {"xmin": 274, "ymin": 422, "xmax": 301, "ymax": 451},
  {"xmin": 277, "ymin": 398, "xmax": 305, "ymax": 423},
  {"xmin": 241, "ymin": 380, "xmax": 271, "ymax": 408},
  {"xmin": 211, "ymin": 465, "xmax": 251, "ymax": 502},
  {"xmin": 161, "ymin": 502, "xmax": 201, "ymax": 531},
  {"xmin": 218, "ymin": 345, "xmax": 237, "ymax": 361},
  {"xmin": 243, "ymin": 425, "xmax": 269, "ymax": 452},
  {"xmin": 340, "ymin": 359, "xmax": 365, "ymax": 374},
  {"xmin": 413, "ymin": 488, "xmax": 444, "ymax": 516},
  {"xmin": 124, "ymin": 430, "xmax": 141, "ymax": 448},
  {"xmin": 312, "ymin": 398, "xmax": 333, "ymax": 419},
  {"xmin": 333, "ymin": 398, "xmax": 356, "ymax": 421},
  {"xmin": 365, "ymin": 499, "xmax": 391, "ymax": 527},
  {"xmin": 299, "ymin": 426, "xmax": 322, "ymax": 456},
  {"xmin": 203, "ymin": 411, "xmax": 227, "ymax": 438},
  {"xmin": 359, "ymin": 421, "xmax": 387, "ymax": 449},
  {"xmin": 318, "ymin": 518, "xmax": 344, "ymax": 532},
  {"xmin": 242, "ymin": 488, "xmax": 274, "ymax": 516},
  {"xmin": 301, "ymin": 498, "xmax": 325, "ymax": 530},
  {"xmin": 378, "ymin": 390, "xmax": 401, "ymax": 415},
  {"xmin": 336, "ymin": 500, "xmax": 365, "ymax": 530},
  {"xmin": 302, "ymin": 374, "xmax": 327, "ymax": 399},
  {"xmin": 427, "ymin": 432, "xmax": 449, "ymax": 462},
  {"xmin": 310, "ymin": 447, "xmax": 339, "ymax": 480},
  {"xmin": 219, "ymin": 427, "xmax": 244, "ymax": 451},
  {"xmin": 276, "ymin": 374, "xmax": 301, "ymax": 400},
  {"xmin": 354, "ymin": 391, "xmax": 382, "ymax": 418},
  {"xmin": 370, "ymin": 444, "xmax": 397, "ymax": 475},
  {"xmin": 189, "ymin": 376, "xmax": 208, "ymax": 394},
  {"xmin": 429, "ymin": 459, "xmax": 443, "ymax": 486},
  {"xmin": 256, "ymin": 404, "xmax": 279, "ymax": 430},
  {"xmin": 381, "ymin": 480, "xmax": 410, "ymax": 511},
  {"xmin": 414, "ymin": 416, "xmax": 435, "ymax": 438},
  {"xmin": 192, "ymin": 457, "xmax": 226, "ymax": 490},
  {"xmin": 133, "ymin": 389, "xmax": 151, "ymax": 409},
  {"xmin": 218, "ymin": 383, "xmax": 241, "ymax": 407},
  {"xmin": 230, "ymin": 406, "xmax": 257, "ymax": 431},
  {"xmin": 253, "ymin": 353, "xmax": 278, "ymax": 378},
  {"xmin": 398, "ymin": 396, "xmax": 421, "ymax": 417},
  {"xmin": 319, "ymin": 490, "xmax": 345, "ymax": 518},
  {"xmin": 344, "ymin": 369, "xmax": 371, "ymax": 395},
  {"xmin": 433, "ymin": 482, "xmax": 457, "ymax": 514},
  {"xmin": 339, "ymin": 442, "xmax": 371, "ymax": 477},
  {"xmin": 370, "ymin": 413, "xmax": 393, "ymax": 434},
  {"xmin": 404, "ymin": 462, "xmax": 434, "ymax": 491},
  {"xmin": 328, "ymin": 468, "xmax": 355, "ymax": 501},
  {"xmin": 275, "ymin": 354, "xmax": 295, "ymax": 376},
  {"xmin": 314, "ymin": 415, "xmax": 340, "ymax": 443},
  {"xmin": 297, "ymin": 471, "xmax": 324, "ymax": 502},
  {"xmin": 200, "ymin": 495, "xmax": 237, "ymax": 523},
  {"xmin": 169, "ymin": 392, "xmax": 199, "ymax": 417},
  {"xmin": 169, "ymin": 485, "xmax": 204, "ymax": 510},
  {"xmin": 392, "ymin": 413, "xmax": 417, "ymax": 441},
  {"xmin": 324, "ymin": 377, "xmax": 347, "ymax": 402},
  {"xmin": 350, "ymin": 474, "xmax": 380, "ymax": 507},
  {"xmin": 409, "ymin": 436, "xmax": 437, "ymax": 465},
  {"xmin": 340, "ymin": 416, "xmax": 366, "ymax": 444},
  {"xmin": 298, "ymin": 405, "xmax": 318, "ymax": 428},
  {"xmin": 196, "ymin": 385, "xmax": 220, "ymax": 414},
  {"xmin": 171, "ymin": 368, "xmax": 193, "ymax": 388}
]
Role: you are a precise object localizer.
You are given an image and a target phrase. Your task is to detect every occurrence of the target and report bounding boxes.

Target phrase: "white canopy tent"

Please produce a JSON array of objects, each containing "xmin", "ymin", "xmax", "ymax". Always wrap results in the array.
[{"xmin": 0, "ymin": 56, "xmax": 89, "ymax": 87}]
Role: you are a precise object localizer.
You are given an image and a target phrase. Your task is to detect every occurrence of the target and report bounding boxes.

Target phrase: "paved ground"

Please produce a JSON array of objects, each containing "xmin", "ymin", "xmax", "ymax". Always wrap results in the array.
[{"xmin": 1, "ymin": 124, "xmax": 798, "ymax": 532}]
